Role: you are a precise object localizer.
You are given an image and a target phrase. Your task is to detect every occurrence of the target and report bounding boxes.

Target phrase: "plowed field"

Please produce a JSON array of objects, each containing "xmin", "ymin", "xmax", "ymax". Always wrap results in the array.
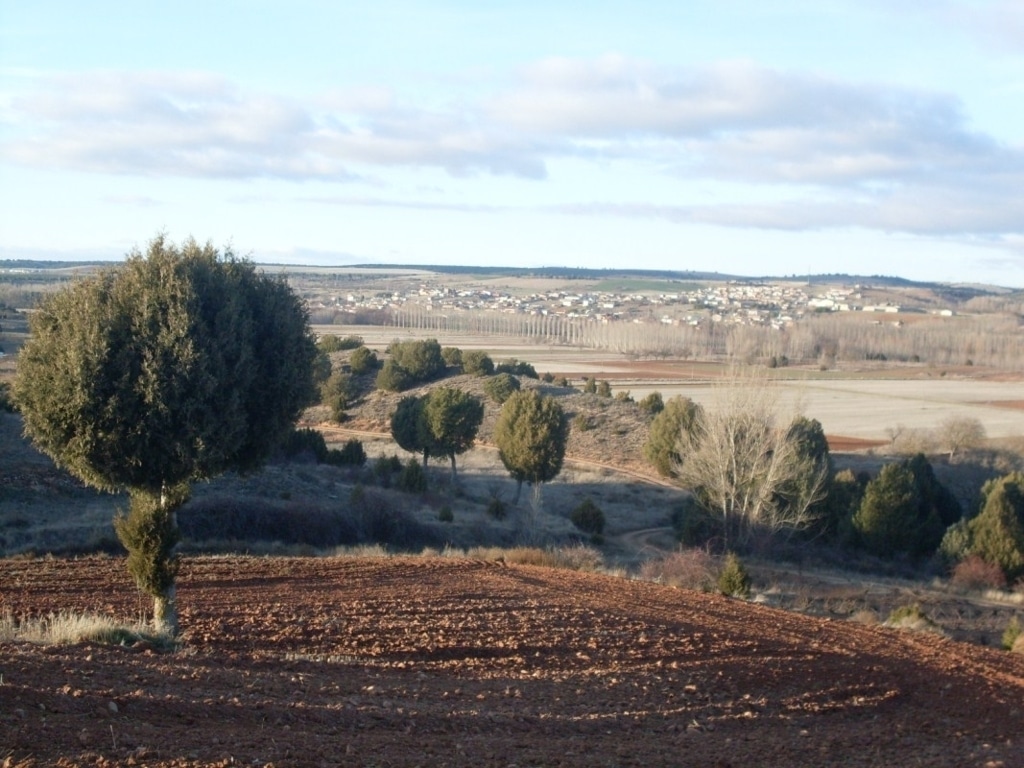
[{"xmin": 2, "ymin": 557, "xmax": 1023, "ymax": 767}]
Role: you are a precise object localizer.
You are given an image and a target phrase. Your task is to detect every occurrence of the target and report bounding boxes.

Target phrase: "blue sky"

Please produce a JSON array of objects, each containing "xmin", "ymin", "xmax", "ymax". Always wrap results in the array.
[{"xmin": 2, "ymin": 1, "xmax": 1023, "ymax": 285}]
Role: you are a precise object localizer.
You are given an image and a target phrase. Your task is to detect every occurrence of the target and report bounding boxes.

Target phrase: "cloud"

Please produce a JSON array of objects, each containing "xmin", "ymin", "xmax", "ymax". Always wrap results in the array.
[
  {"xmin": 2, "ymin": 58, "xmax": 1023, "ymax": 244},
  {"xmin": 1, "ymin": 70, "xmax": 547, "ymax": 180}
]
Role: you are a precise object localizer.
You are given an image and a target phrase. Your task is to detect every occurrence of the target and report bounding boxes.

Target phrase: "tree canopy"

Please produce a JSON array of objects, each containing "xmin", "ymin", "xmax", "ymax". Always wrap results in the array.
[
  {"xmin": 419, "ymin": 386, "xmax": 484, "ymax": 479},
  {"xmin": 493, "ymin": 389, "xmax": 568, "ymax": 504},
  {"xmin": 13, "ymin": 235, "xmax": 317, "ymax": 632}
]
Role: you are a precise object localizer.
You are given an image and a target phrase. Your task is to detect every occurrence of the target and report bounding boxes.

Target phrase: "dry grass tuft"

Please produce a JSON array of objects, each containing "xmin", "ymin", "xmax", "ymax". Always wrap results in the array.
[
  {"xmin": 0, "ymin": 609, "xmax": 172, "ymax": 648},
  {"xmin": 884, "ymin": 604, "xmax": 947, "ymax": 636}
]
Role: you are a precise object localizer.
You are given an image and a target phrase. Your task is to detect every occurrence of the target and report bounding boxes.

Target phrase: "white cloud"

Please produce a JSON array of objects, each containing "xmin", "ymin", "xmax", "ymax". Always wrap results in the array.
[{"xmin": 2, "ymin": 59, "xmax": 1023, "ymax": 244}]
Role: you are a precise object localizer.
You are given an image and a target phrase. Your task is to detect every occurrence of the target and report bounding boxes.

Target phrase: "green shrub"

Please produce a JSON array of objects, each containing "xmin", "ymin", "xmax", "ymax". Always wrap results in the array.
[
  {"xmin": 318, "ymin": 334, "xmax": 363, "ymax": 353},
  {"xmin": 614, "ymin": 390, "xmax": 633, "ymax": 403},
  {"xmin": 884, "ymin": 604, "xmax": 943, "ymax": 634},
  {"xmin": 375, "ymin": 359, "xmax": 412, "ymax": 392},
  {"xmin": 496, "ymin": 358, "xmax": 537, "ymax": 379},
  {"xmin": 398, "ymin": 458, "xmax": 427, "ymax": 493},
  {"xmin": 281, "ymin": 427, "xmax": 329, "ymax": 463},
  {"xmin": 1002, "ymin": 616, "xmax": 1022, "ymax": 651},
  {"xmin": 441, "ymin": 346, "xmax": 463, "ymax": 369},
  {"xmin": 555, "ymin": 376, "xmax": 569, "ymax": 388},
  {"xmin": 373, "ymin": 454, "xmax": 403, "ymax": 486},
  {"xmin": 438, "ymin": 505, "xmax": 453, "ymax": 523},
  {"xmin": 573, "ymin": 413, "xmax": 592, "ymax": 432},
  {"xmin": 484, "ymin": 372, "xmax": 520, "ymax": 404},
  {"xmin": 348, "ymin": 346, "xmax": 379, "ymax": 375},
  {"xmin": 570, "ymin": 498, "xmax": 605, "ymax": 535},
  {"xmin": 638, "ymin": 391, "xmax": 664, "ymax": 415},
  {"xmin": 541, "ymin": 372, "xmax": 554, "ymax": 383},
  {"xmin": 462, "ymin": 350, "xmax": 495, "ymax": 376},
  {"xmin": 327, "ymin": 439, "xmax": 367, "ymax": 467},
  {"xmin": 582, "ymin": 377, "xmax": 597, "ymax": 394},
  {"xmin": 320, "ymin": 371, "xmax": 355, "ymax": 421},
  {"xmin": 487, "ymin": 498, "xmax": 508, "ymax": 520},
  {"xmin": 717, "ymin": 553, "xmax": 751, "ymax": 598},
  {"xmin": 596, "ymin": 380, "xmax": 612, "ymax": 398}
]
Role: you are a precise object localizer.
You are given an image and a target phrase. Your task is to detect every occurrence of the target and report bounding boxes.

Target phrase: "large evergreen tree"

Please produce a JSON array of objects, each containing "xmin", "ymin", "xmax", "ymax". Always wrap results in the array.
[
  {"xmin": 493, "ymin": 389, "xmax": 568, "ymax": 504},
  {"xmin": 852, "ymin": 463, "xmax": 921, "ymax": 558},
  {"xmin": 969, "ymin": 472, "xmax": 1024, "ymax": 581},
  {"xmin": 419, "ymin": 386, "xmax": 484, "ymax": 480},
  {"xmin": 13, "ymin": 235, "xmax": 317, "ymax": 634}
]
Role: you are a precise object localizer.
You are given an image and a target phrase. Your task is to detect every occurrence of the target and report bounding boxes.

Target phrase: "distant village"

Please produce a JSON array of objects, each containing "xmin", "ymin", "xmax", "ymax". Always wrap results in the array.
[{"xmin": 309, "ymin": 279, "xmax": 956, "ymax": 330}]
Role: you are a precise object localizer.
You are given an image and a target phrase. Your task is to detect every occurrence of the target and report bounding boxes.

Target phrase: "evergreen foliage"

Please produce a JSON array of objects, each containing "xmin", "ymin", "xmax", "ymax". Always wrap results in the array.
[
  {"xmin": 462, "ymin": 350, "xmax": 495, "ymax": 376},
  {"xmin": 390, "ymin": 395, "xmax": 430, "ymax": 465},
  {"xmin": 638, "ymin": 391, "xmax": 665, "ymax": 415},
  {"xmin": 320, "ymin": 371, "xmax": 354, "ymax": 422},
  {"xmin": 496, "ymin": 358, "xmax": 538, "ymax": 378},
  {"xmin": 13, "ymin": 235, "xmax": 317, "ymax": 634},
  {"xmin": 570, "ymin": 498, "xmax": 606, "ymax": 535},
  {"xmin": 493, "ymin": 389, "xmax": 568, "ymax": 504},
  {"xmin": 853, "ymin": 463, "xmax": 922, "ymax": 557},
  {"xmin": 348, "ymin": 346, "xmax": 379, "ymax": 375},
  {"xmin": 643, "ymin": 396, "xmax": 702, "ymax": 478},
  {"xmin": 484, "ymin": 372, "xmax": 520, "ymax": 403},
  {"xmin": 969, "ymin": 472, "xmax": 1024, "ymax": 581},
  {"xmin": 419, "ymin": 386, "xmax": 484, "ymax": 479},
  {"xmin": 717, "ymin": 553, "xmax": 751, "ymax": 597}
]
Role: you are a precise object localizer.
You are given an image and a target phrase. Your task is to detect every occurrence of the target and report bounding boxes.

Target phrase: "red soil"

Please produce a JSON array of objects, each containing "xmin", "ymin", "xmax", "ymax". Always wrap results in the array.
[{"xmin": 2, "ymin": 556, "xmax": 1023, "ymax": 767}]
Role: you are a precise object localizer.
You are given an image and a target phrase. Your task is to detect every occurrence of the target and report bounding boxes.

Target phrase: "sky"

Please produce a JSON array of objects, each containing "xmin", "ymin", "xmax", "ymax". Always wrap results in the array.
[{"xmin": 1, "ymin": 1, "xmax": 1023, "ymax": 286}]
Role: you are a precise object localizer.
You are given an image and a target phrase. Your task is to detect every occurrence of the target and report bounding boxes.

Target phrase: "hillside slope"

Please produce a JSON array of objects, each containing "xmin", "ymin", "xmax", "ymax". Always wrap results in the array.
[{"xmin": 2, "ymin": 556, "xmax": 1022, "ymax": 767}]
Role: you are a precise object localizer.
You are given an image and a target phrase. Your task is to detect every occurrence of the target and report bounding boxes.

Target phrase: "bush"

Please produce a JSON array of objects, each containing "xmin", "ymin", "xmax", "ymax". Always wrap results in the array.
[
  {"xmin": 951, "ymin": 555, "xmax": 1007, "ymax": 591},
  {"xmin": 573, "ymin": 413, "xmax": 592, "ymax": 432},
  {"xmin": 375, "ymin": 359, "xmax": 412, "ymax": 392},
  {"xmin": 639, "ymin": 549, "xmax": 716, "ymax": 591},
  {"xmin": 398, "ymin": 458, "xmax": 427, "ymax": 493},
  {"xmin": 638, "ymin": 391, "xmax": 664, "ymax": 415},
  {"xmin": 717, "ymin": 552, "xmax": 751, "ymax": 598},
  {"xmin": 318, "ymin": 334, "xmax": 363, "ymax": 353},
  {"xmin": 462, "ymin": 350, "xmax": 495, "ymax": 376},
  {"xmin": 373, "ymin": 454, "xmax": 404, "ymax": 487},
  {"xmin": 1002, "ymin": 616, "xmax": 1022, "ymax": 651},
  {"xmin": 441, "ymin": 346, "xmax": 463, "ymax": 369},
  {"xmin": 487, "ymin": 498, "xmax": 508, "ymax": 520},
  {"xmin": 570, "ymin": 498, "xmax": 605, "ymax": 535},
  {"xmin": 614, "ymin": 390, "xmax": 633, "ymax": 403},
  {"xmin": 496, "ymin": 358, "xmax": 537, "ymax": 379},
  {"xmin": 582, "ymin": 377, "xmax": 597, "ymax": 394},
  {"xmin": 384, "ymin": 339, "xmax": 445, "ymax": 384},
  {"xmin": 555, "ymin": 376, "xmax": 569, "ymax": 388},
  {"xmin": 348, "ymin": 346, "xmax": 379, "ymax": 375},
  {"xmin": 320, "ymin": 371, "xmax": 355, "ymax": 421},
  {"xmin": 280, "ymin": 427, "xmax": 328, "ymax": 463},
  {"xmin": 327, "ymin": 439, "xmax": 367, "ymax": 467},
  {"xmin": 596, "ymin": 380, "xmax": 612, "ymax": 398},
  {"xmin": 484, "ymin": 372, "xmax": 520, "ymax": 404},
  {"xmin": 541, "ymin": 372, "xmax": 554, "ymax": 383},
  {"xmin": 884, "ymin": 604, "xmax": 943, "ymax": 634},
  {"xmin": 438, "ymin": 505, "xmax": 453, "ymax": 523}
]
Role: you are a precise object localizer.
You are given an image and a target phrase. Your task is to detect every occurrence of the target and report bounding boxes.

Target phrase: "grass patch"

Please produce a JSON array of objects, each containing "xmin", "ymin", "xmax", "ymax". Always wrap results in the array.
[{"xmin": 0, "ymin": 609, "xmax": 174, "ymax": 649}]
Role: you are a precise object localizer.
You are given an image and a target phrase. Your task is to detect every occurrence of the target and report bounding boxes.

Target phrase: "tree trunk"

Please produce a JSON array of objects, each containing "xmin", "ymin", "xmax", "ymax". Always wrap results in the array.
[
  {"xmin": 153, "ymin": 585, "xmax": 178, "ymax": 636},
  {"xmin": 449, "ymin": 454, "xmax": 457, "ymax": 481},
  {"xmin": 513, "ymin": 478, "xmax": 523, "ymax": 506}
]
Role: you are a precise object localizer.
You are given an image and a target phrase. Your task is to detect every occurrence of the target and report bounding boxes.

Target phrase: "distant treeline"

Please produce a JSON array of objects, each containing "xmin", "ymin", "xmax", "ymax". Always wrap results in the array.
[{"xmin": 355, "ymin": 305, "xmax": 1024, "ymax": 370}]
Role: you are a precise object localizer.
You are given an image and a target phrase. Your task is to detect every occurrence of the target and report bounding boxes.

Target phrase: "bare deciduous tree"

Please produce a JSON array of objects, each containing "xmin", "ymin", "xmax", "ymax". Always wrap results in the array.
[
  {"xmin": 674, "ymin": 369, "xmax": 828, "ymax": 550},
  {"xmin": 937, "ymin": 415, "xmax": 986, "ymax": 461}
]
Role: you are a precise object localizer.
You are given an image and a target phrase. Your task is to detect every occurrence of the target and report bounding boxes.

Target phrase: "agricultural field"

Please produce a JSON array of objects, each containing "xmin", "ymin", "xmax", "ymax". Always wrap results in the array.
[{"xmin": 2, "ymin": 556, "xmax": 1023, "ymax": 767}]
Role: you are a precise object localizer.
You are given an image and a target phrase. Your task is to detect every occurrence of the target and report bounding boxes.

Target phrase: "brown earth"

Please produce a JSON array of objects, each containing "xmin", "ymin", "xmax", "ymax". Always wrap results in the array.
[{"xmin": 3, "ymin": 556, "xmax": 1024, "ymax": 768}]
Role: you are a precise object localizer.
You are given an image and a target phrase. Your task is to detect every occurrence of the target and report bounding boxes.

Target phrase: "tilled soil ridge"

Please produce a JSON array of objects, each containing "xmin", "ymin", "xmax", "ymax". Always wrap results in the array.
[{"xmin": 2, "ymin": 556, "xmax": 1023, "ymax": 767}]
